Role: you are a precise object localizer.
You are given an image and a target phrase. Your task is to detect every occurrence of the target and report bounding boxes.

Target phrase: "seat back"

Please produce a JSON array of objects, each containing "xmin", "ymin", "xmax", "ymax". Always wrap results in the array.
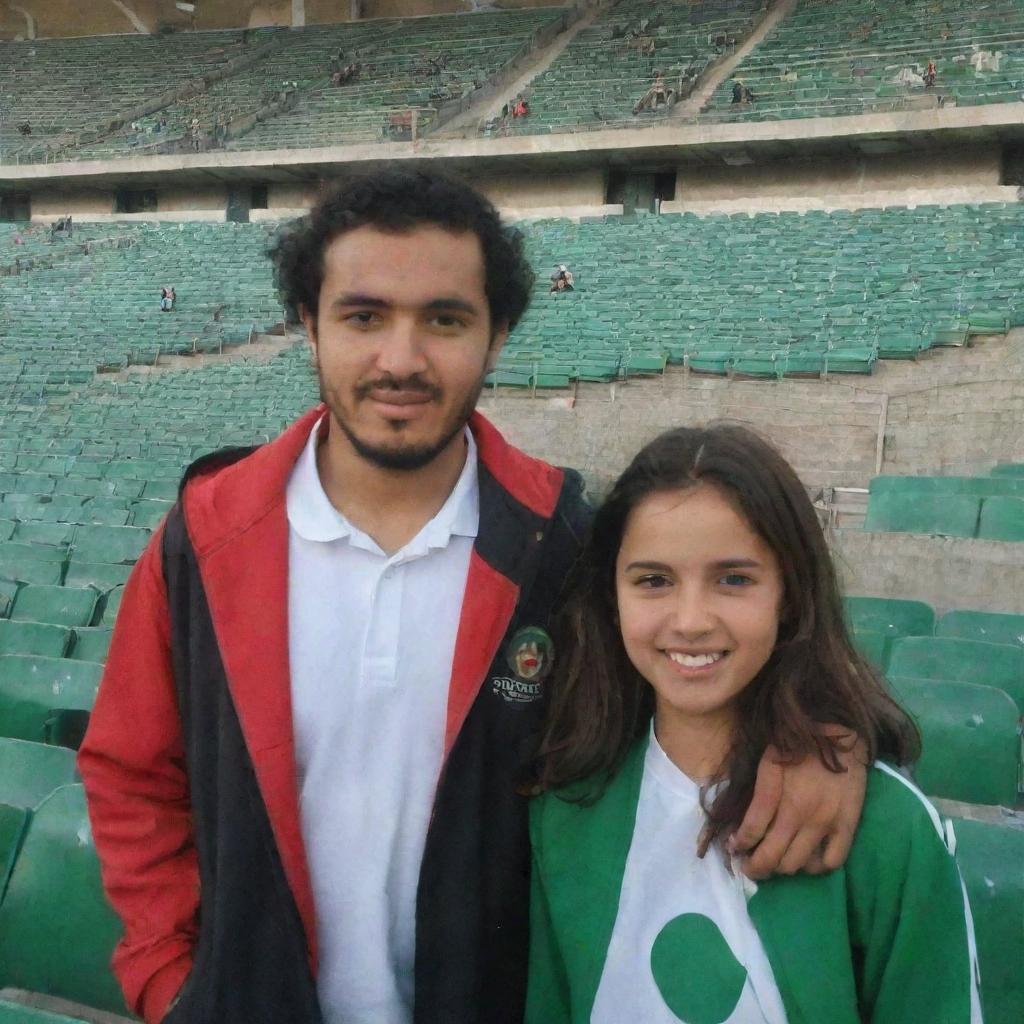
[
  {"xmin": 0, "ymin": 656, "xmax": 102, "ymax": 742},
  {"xmin": 953, "ymin": 819, "xmax": 1024, "ymax": 1024},
  {"xmin": 936, "ymin": 610, "xmax": 1024, "ymax": 649},
  {"xmin": 863, "ymin": 490, "xmax": 980, "ymax": 537},
  {"xmin": 888, "ymin": 636, "xmax": 1024, "ymax": 711},
  {"xmin": 977, "ymin": 496, "xmax": 1024, "ymax": 541},
  {"xmin": 0, "ymin": 803, "xmax": 28, "ymax": 904},
  {"xmin": 889, "ymin": 677, "xmax": 1019, "ymax": 805},
  {"xmin": 0, "ymin": 738, "xmax": 79, "ymax": 809},
  {"xmin": 0, "ymin": 785, "xmax": 127, "ymax": 1015}
]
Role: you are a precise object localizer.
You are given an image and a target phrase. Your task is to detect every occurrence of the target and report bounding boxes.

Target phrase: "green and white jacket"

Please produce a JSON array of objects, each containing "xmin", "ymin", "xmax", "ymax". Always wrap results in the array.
[{"xmin": 527, "ymin": 740, "xmax": 983, "ymax": 1024}]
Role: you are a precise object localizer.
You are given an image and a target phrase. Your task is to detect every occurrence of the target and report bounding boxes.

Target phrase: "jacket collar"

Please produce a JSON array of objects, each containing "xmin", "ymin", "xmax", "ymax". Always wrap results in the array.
[{"xmin": 180, "ymin": 404, "xmax": 566, "ymax": 975}]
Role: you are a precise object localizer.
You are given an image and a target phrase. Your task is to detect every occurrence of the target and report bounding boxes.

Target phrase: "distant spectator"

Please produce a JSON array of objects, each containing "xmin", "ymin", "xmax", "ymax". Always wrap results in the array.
[
  {"xmin": 17, "ymin": 121, "xmax": 31, "ymax": 136},
  {"xmin": 634, "ymin": 72, "xmax": 672, "ymax": 114},
  {"xmin": 12, "ymin": 233, "xmax": 24, "ymax": 246},
  {"xmin": 130, "ymin": 120, "xmax": 141, "ymax": 132},
  {"xmin": 160, "ymin": 285, "xmax": 176, "ymax": 312},
  {"xmin": 924, "ymin": 60, "xmax": 937, "ymax": 87},
  {"xmin": 512, "ymin": 94, "xmax": 530, "ymax": 117},
  {"xmin": 781, "ymin": 66, "xmax": 798, "ymax": 83},
  {"xmin": 731, "ymin": 79, "xmax": 755, "ymax": 105},
  {"xmin": 51, "ymin": 215, "xmax": 72, "ymax": 240},
  {"xmin": 549, "ymin": 264, "xmax": 575, "ymax": 294}
]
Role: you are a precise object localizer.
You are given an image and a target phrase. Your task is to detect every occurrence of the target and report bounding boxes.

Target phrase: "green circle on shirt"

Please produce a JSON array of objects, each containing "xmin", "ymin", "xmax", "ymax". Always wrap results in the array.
[{"xmin": 650, "ymin": 913, "xmax": 747, "ymax": 1024}]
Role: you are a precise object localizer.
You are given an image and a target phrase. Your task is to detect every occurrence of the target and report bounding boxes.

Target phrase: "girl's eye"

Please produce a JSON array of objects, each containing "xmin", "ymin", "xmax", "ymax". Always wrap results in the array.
[
  {"xmin": 636, "ymin": 574, "xmax": 671, "ymax": 589},
  {"xmin": 720, "ymin": 573, "xmax": 753, "ymax": 587}
]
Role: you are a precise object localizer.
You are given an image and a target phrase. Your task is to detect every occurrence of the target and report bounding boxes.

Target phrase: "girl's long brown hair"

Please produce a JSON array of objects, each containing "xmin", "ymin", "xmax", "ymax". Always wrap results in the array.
[{"xmin": 535, "ymin": 424, "xmax": 919, "ymax": 850}]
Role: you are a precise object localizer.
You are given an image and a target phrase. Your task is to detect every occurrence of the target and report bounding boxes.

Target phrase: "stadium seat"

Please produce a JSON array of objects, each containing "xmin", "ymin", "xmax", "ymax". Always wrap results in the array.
[
  {"xmin": 863, "ymin": 491, "xmax": 980, "ymax": 537},
  {"xmin": 68, "ymin": 628, "xmax": 112, "ymax": 664},
  {"xmin": 0, "ymin": 1001, "xmax": 98, "ymax": 1023},
  {"xmin": 9, "ymin": 586, "xmax": 97, "ymax": 628},
  {"xmin": 850, "ymin": 630, "xmax": 889, "ymax": 671},
  {"xmin": 0, "ymin": 785, "xmax": 129, "ymax": 1015},
  {"xmin": 952, "ymin": 819, "xmax": 1024, "ymax": 1024},
  {"xmin": 0, "ymin": 656, "xmax": 102, "ymax": 743},
  {"xmin": 991, "ymin": 463, "xmax": 1024, "ymax": 478},
  {"xmin": 0, "ymin": 621, "xmax": 71, "ymax": 659},
  {"xmin": 0, "ymin": 737, "xmax": 78, "ymax": 809},
  {"xmin": 100, "ymin": 586, "xmax": 123, "ymax": 628},
  {"xmin": 844, "ymin": 596, "xmax": 935, "ymax": 637},
  {"xmin": 63, "ymin": 562, "xmax": 132, "ymax": 592},
  {"xmin": 889, "ymin": 677, "xmax": 1019, "ymax": 806},
  {"xmin": 888, "ymin": 636, "xmax": 1024, "ymax": 712},
  {"xmin": 0, "ymin": 803, "xmax": 29, "ymax": 903},
  {"xmin": 977, "ymin": 497, "xmax": 1024, "ymax": 541},
  {"xmin": 936, "ymin": 610, "xmax": 1024, "ymax": 649},
  {"xmin": 70, "ymin": 526, "xmax": 149, "ymax": 566}
]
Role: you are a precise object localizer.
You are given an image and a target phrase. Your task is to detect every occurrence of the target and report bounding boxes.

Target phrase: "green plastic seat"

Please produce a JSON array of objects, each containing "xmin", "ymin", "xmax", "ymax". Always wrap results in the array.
[
  {"xmin": 888, "ymin": 636, "xmax": 1024, "ymax": 712},
  {"xmin": 889, "ymin": 677, "xmax": 1019, "ymax": 806},
  {"xmin": 0, "ymin": 738, "xmax": 78, "ymax": 809},
  {"xmin": 68, "ymin": 628, "xmax": 112, "ymax": 664},
  {"xmin": 977, "ymin": 497, "xmax": 1024, "ymax": 541},
  {"xmin": 863, "ymin": 491, "xmax": 980, "ymax": 537},
  {"xmin": 71, "ymin": 526, "xmax": 150, "ymax": 566},
  {"xmin": 0, "ymin": 999, "xmax": 97, "ymax": 1023},
  {"xmin": 0, "ymin": 656, "xmax": 102, "ymax": 743},
  {"xmin": 849, "ymin": 630, "xmax": 889, "ymax": 671},
  {"xmin": 0, "ymin": 621, "xmax": 71, "ymax": 659},
  {"xmin": 10, "ymin": 586, "xmax": 97, "ymax": 628},
  {"xmin": 0, "ymin": 804, "xmax": 29, "ymax": 904},
  {"xmin": 844, "ymin": 596, "xmax": 935, "ymax": 637},
  {"xmin": 991, "ymin": 463, "xmax": 1024, "ymax": 478},
  {"xmin": 63, "ymin": 562, "xmax": 132, "ymax": 591},
  {"xmin": 0, "ymin": 785, "xmax": 128, "ymax": 1015},
  {"xmin": 936, "ymin": 610, "xmax": 1024, "ymax": 649},
  {"xmin": 952, "ymin": 819, "xmax": 1024, "ymax": 1024}
]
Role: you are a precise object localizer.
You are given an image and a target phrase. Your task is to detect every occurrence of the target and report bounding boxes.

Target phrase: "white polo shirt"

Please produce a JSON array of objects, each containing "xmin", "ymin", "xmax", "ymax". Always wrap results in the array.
[{"xmin": 285, "ymin": 416, "xmax": 479, "ymax": 1024}]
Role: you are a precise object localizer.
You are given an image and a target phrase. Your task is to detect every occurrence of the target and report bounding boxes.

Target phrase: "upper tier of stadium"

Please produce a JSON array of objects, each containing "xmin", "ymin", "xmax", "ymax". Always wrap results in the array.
[
  {"xmin": 1, "ymin": 201, "xmax": 1018, "ymax": 383},
  {"xmin": 4, "ymin": 0, "xmax": 1024, "ymax": 162}
]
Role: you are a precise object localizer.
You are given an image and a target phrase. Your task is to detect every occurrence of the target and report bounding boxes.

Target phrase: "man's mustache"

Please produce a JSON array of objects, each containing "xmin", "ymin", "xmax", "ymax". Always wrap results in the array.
[{"xmin": 355, "ymin": 376, "xmax": 441, "ymax": 400}]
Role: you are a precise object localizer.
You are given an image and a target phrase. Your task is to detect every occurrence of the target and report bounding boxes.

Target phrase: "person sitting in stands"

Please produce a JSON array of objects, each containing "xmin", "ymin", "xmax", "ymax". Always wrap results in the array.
[
  {"xmin": 549, "ymin": 264, "xmax": 575, "ymax": 294},
  {"xmin": 160, "ymin": 285, "xmax": 176, "ymax": 312},
  {"xmin": 634, "ymin": 72, "xmax": 671, "ymax": 114},
  {"xmin": 17, "ymin": 121, "xmax": 31, "ymax": 136},
  {"xmin": 51, "ymin": 215, "xmax": 72, "ymax": 240},
  {"xmin": 512, "ymin": 95, "xmax": 530, "ymax": 117},
  {"xmin": 924, "ymin": 60, "xmax": 937, "ymax": 87},
  {"xmin": 731, "ymin": 79, "xmax": 755, "ymax": 104}
]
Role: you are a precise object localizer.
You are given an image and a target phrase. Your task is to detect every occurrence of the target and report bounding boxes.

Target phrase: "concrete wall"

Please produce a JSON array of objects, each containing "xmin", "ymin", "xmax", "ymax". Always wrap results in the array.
[
  {"xmin": 674, "ymin": 144, "xmax": 1002, "ymax": 202},
  {"xmin": 158, "ymin": 185, "xmax": 227, "ymax": 211},
  {"xmin": 833, "ymin": 531, "xmax": 1024, "ymax": 615},
  {"xmin": 29, "ymin": 190, "xmax": 114, "ymax": 216},
  {"xmin": 267, "ymin": 182, "xmax": 319, "ymax": 209},
  {"xmin": 1, "ymin": 0, "xmax": 172, "ymax": 37},
  {"xmin": 482, "ymin": 374, "xmax": 886, "ymax": 498},
  {"xmin": 475, "ymin": 167, "xmax": 606, "ymax": 209}
]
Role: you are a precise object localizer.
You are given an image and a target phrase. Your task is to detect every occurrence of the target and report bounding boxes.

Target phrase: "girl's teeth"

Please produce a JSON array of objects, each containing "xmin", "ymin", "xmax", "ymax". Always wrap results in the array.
[{"xmin": 668, "ymin": 652, "xmax": 723, "ymax": 668}]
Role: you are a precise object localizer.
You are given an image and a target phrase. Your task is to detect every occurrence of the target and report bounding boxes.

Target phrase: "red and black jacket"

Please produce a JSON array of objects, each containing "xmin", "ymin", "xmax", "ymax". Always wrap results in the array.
[{"xmin": 78, "ymin": 406, "xmax": 591, "ymax": 1024}]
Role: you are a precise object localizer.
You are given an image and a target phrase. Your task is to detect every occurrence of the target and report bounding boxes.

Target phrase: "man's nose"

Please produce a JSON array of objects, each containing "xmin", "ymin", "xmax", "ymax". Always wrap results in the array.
[{"xmin": 375, "ymin": 319, "xmax": 429, "ymax": 378}]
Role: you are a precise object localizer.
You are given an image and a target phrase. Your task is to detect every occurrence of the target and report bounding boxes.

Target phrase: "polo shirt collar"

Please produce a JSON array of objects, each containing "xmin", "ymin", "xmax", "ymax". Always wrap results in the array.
[{"xmin": 286, "ymin": 415, "xmax": 479, "ymax": 555}]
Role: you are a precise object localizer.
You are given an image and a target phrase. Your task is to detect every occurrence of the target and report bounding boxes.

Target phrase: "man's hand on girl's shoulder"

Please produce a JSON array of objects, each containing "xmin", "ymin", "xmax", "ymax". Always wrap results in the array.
[{"xmin": 730, "ymin": 731, "xmax": 869, "ymax": 881}]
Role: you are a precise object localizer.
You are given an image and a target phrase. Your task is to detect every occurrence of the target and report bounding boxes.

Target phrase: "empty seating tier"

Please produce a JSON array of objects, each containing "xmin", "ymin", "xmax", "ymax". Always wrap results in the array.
[{"xmin": 704, "ymin": 0, "xmax": 1024, "ymax": 123}]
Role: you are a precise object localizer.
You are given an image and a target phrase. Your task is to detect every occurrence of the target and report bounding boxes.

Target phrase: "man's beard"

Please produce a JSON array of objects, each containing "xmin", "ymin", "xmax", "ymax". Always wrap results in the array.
[{"xmin": 320, "ymin": 372, "xmax": 486, "ymax": 472}]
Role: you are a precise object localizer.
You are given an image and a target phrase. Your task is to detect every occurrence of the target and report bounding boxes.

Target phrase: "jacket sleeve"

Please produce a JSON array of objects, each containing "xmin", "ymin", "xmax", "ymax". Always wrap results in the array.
[
  {"xmin": 848, "ymin": 767, "xmax": 983, "ymax": 1024},
  {"xmin": 525, "ymin": 802, "xmax": 574, "ymax": 1024},
  {"xmin": 77, "ymin": 520, "xmax": 198, "ymax": 1024}
]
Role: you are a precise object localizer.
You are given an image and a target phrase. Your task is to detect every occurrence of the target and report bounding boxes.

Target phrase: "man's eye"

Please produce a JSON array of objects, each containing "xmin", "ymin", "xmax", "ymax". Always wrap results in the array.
[
  {"xmin": 431, "ymin": 314, "xmax": 465, "ymax": 329},
  {"xmin": 346, "ymin": 312, "xmax": 376, "ymax": 326}
]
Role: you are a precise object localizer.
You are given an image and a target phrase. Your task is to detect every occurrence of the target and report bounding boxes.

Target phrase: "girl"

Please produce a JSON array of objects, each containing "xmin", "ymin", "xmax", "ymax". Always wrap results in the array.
[{"xmin": 527, "ymin": 425, "xmax": 982, "ymax": 1024}]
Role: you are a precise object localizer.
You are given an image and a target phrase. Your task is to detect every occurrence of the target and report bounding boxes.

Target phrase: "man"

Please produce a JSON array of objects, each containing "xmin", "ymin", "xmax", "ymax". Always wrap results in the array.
[{"xmin": 79, "ymin": 171, "xmax": 866, "ymax": 1024}]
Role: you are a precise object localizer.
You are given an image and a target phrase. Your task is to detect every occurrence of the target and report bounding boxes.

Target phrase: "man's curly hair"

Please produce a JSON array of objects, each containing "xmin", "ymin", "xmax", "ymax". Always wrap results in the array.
[{"xmin": 269, "ymin": 169, "xmax": 534, "ymax": 330}]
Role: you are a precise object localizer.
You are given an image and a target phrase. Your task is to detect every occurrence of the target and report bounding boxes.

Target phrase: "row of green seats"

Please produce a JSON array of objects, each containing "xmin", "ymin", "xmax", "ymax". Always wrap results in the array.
[{"xmin": 864, "ymin": 473, "xmax": 1024, "ymax": 539}]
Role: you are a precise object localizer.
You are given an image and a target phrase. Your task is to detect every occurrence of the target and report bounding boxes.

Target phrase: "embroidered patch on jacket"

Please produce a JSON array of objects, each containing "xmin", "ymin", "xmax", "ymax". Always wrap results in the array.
[{"xmin": 491, "ymin": 626, "xmax": 553, "ymax": 704}]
